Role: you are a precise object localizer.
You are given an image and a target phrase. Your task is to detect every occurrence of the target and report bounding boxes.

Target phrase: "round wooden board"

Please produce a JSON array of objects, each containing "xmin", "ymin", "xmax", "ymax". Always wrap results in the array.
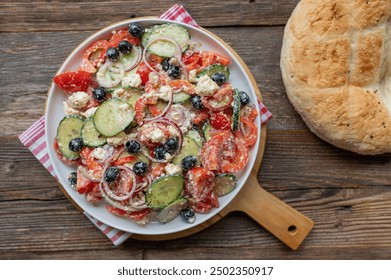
[{"xmin": 46, "ymin": 18, "xmax": 314, "ymax": 250}]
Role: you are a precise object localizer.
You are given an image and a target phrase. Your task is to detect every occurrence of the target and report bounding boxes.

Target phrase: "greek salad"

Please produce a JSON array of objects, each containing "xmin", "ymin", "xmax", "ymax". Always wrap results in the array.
[{"xmin": 52, "ymin": 22, "xmax": 259, "ymax": 225}]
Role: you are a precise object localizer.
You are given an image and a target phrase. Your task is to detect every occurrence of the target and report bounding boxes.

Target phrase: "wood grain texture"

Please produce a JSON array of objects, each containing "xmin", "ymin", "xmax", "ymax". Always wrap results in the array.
[
  {"xmin": 1, "ymin": 0, "xmax": 300, "ymax": 32},
  {"xmin": 2, "ymin": 0, "xmax": 391, "ymax": 260}
]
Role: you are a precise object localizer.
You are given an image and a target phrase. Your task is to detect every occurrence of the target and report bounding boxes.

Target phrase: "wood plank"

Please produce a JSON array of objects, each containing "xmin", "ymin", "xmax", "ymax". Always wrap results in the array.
[
  {"xmin": 0, "ymin": 26, "xmax": 303, "ymax": 136},
  {"xmin": 0, "ymin": 0, "xmax": 300, "ymax": 32}
]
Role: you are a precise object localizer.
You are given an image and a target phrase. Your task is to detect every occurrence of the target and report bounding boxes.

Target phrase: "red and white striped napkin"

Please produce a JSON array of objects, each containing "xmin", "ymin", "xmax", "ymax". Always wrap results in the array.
[{"xmin": 19, "ymin": 4, "xmax": 272, "ymax": 246}]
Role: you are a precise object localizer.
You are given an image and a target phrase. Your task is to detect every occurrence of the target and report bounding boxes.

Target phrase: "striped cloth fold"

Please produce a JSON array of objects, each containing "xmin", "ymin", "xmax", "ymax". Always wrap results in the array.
[{"xmin": 18, "ymin": 4, "xmax": 272, "ymax": 246}]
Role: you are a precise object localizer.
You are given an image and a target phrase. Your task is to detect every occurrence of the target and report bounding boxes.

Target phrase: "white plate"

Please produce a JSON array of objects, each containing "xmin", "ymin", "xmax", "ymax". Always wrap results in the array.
[{"xmin": 45, "ymin": 18, "xmax": 261, "ymax": 236}]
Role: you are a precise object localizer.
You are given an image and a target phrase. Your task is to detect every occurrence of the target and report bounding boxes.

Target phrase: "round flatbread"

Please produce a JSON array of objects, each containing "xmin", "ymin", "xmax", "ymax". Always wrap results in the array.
[{"xmin": 281, "ymin": 0, "xmax": 391, "ymax": 155}]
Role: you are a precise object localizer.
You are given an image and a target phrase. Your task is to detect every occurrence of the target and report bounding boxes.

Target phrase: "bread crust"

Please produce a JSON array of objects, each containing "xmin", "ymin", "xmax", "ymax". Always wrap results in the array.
[{"xmin": 281, "ymin": 0, "xmax": 391, "ymax": 154}]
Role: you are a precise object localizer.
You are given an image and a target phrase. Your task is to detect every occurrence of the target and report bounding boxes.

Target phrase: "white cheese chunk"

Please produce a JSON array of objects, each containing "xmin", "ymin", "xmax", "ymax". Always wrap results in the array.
[
  {"xmin": 122, "ymin": 73, "xmax": 142, "ymax": 88},
  {"xmin": 82, "ymin": 107, "xmax": 98, "ymax": 118},
  {"xmin": 91, "ymin": 147, "xmax": 106, "ymax": 160},
  {"xmin": 63, "ymin": 101, "xmax": 81, "ymax": 115},
  {"xmin": 68, "ymin": 91, "xmax": 90, "ymax": 109},
  {"xmin": 165, "ymin": 163, "xmax": 182, "ymax": 175},
  {"xmin": 195, "ymin": 75, "xmax": 219, "ymax": 96}
]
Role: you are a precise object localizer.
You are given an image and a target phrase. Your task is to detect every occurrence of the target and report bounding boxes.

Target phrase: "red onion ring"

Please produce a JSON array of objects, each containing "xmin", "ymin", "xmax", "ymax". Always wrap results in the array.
[
  {"xmin": 99, "ymin": 182, "xmax": 141, "ymax": 212},
  {"xmin": 139, "ymin": 118, "xmax": 184, "ymax": 163},
  {"xmin": 142, "ymin": 36, "xmax": 184, "ymax": 74},
  {"xmin": 101, "ymin": 165, "xmax": 137, "ymax": 201},
  {"xmin": 143, "ymin": 88, "xmax": 173, "ymax": 123}
]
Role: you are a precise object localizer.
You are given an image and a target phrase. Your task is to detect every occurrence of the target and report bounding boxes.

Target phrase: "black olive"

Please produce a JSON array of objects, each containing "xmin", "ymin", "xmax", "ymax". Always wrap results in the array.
[
  {"xmin": 180, "ymin": 208, "xmax": 195, "ymax": 223},
  {"xmin": 106, "ymin": 47, "xmax": 120, "ymax": 61},
  {"xmin": 161, "ymin": 58, "xmax": 170, "ymax": 72},
  {"xmin": 118, "ymin": 40, "xmax": 133, "ymax": 54},
  {"xmin": 167, "ymin": 65, "xmax": 181, "ymax": 79},
  {"xmin": 125, "ymin": 140, "xmax": 141, "ymax": 154},
  {"xmin": 68, "ymin": 138, "xmax": 84, "ymax": 152},
  {"xmin": 105, "ymin": 166, "xmax": 120, "ymax": 183},
  {"xmin": 191, "ymin": 95, "xmax": 204, "ymax": 109},
  {"xmin": 239, "ymin": 91, "xmax": 250, "ymax": 105},
  {"xmin": 92, "ymin": 87, "xmax": 107, "ymax": 102},
  {"xmin": 68, "ymin": 172, "xmax": 77, "ymax": 188},
  {"xmin": 128, "ymin": 23, "xmax": 145, "ymax": 38},
  {"xmin": 181, "ymin": 155, "xmax": 197, "ymax": 171},
  {"xmin": 154, "ymin": 145, "xmax": 167, "ymax": 160},
  {"xmin": 164, "ymin": 138, "xmax": 178, "ymax": 153},
  {"xmin": 211, "ymin": 72, "xmax": 227, "ymax": 86},
  {"xmin": 133, "ymin": 162, "xmax": 148, "ymax": 175}
]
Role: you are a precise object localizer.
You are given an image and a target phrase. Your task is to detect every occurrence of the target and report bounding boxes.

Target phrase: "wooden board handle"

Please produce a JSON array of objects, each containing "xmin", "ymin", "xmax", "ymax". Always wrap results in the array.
[{"xmin": 220, "ymin": 171, "xmax": 314, "ymax": 250}]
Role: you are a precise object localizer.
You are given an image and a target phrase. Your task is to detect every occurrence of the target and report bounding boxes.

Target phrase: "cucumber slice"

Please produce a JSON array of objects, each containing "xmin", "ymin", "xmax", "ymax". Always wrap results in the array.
[
  {"xmin": 126, "ymin": 89, "xmax": 143, "ymax": 108},
  {"xmin": 185, "ymin": 129, "xmax": 204, "ymax": 148},
  {"xmin": 146, "ymin": 175, "xmax": 185, "ymax": 209},
  {"xmin": 142, "ymin": 23, "xmax": 190, "ymax": 57},
  {"xmin": 172, "ymin": 136, "xmax": 201, "ymax": 166},
  {"xmin": 119, "ymin": 46, "xmax": 141, "ymax": 71},
  {"xmin": 196, "ymin": 64, "xmax": 230, "ymax": 80},
  {"xmin": 157, "ymin": 197, "xmax": 187, "ymax": 224},
  {"xmin": 81, "ymin": 117, "xmax": 107, "ymax": 147},
  {"xmin": 93, "ymin": 99, "xmax": 134, "ymax": 137},
  {"xmin": 173, "ymin": 92, "xmax": 191, "ymax": 104},
  {"xmin": 213, "ymin": 174, "xmax": 237, "ymax": 197},
  {"xmin": 202, "ymin": 121, "xmax": 213, "ymax": 141},
  {"xmin": 232, "ymin": 89, "xmax": 241, "ymax": 132},
  {"xmin": 56, "ymin": 115, "xmax": 85, "ymax": 160}
]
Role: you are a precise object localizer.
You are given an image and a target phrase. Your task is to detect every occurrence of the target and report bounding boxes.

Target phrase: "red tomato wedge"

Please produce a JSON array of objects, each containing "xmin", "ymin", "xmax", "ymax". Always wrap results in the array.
[
  {"xmin": 221, "ymin": 139, "xmax": 249, "ymax": 173},
  {"xmin": 234, "ymin": 118, "xmax": 258, "ymax": 148},
  {"xmin": 108, "ymin": 29, "xmax": 140, "ymax": 47},
  {"xmin": 202, "ymin": 83, "xmax": 234, "ymax": 111},
  {"xmin": 185, "ymin": 167, "xmax": 215, "ymax": 202},
  {"xmin": 53, "ymin": 70, "xmax": 91, "ymax": 93},
  {"xmin": 190, "ymin": 191, "xmax": 220, "ymax": 213},
  {"xmin": 76, "ymin": 167, "xmax": 93, "ymax": 194},
  {"xmin": 82, "ymin": 40, "xmax": 108, "ymax": 69},
  {"xmin": 201, "ymin": 130, "xmax": 236, "ymax": 171},
  {"xmin": 210, "ymin": 111, "xmax": 231, "ymax": 130},
  {"xmin": 106, "ymin": 206, "xmax": 151, "ymax": 221},
  {"xmin": 136, "ymin": 61, "xmax": 153, "ymax": 85}
]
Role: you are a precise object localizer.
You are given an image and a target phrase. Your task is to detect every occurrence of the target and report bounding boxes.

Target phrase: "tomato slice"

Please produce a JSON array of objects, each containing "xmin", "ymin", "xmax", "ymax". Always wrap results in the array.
[
  {"xmin": 168, "ymin": 79, "xmax": 196, "ymax": 95},
  {"xmin": 86, "ymin": 183, "xmax": 102, "ymax": 202},
  {"xmin": 82, "ymin": 40, "xmax": 108, "ymax": 69},
  {"xmin": 201, "ymin": 130, "xmax": 236, "ymax": 171},
  {"xmin": 212, "ymin": 53, "xmax": 230, "ymax": 66},
  {"xmin": 106, "ymin": 206, "xmax": 151, "ymax": 221},
  {"xmin": 53, "ymin": 70, "xmax": 91, "ymax": 93},
  {"xmin": 202, "ymin": 83, "xmax": 234, "ymax": 111},
  {"xmin": 76, "ymin": 167, "xmax": 94, "ymax": 194},
  {"xmin": 190, "ymin": 191, "xmax": 220, "ymax": 213},
  {"xmin": 114, "ymin": 156, "xmax": 136, "ymax": 166},
  {"xmin": 234, "ymin": 118, "xmax": 258, "ymax": 148},
  {"xmin": 151, "ymin": 163, "xmax": 166, "ymax": 179},
  {"xmin": 185, "ymin": 167, "xmax": 215, "ymax": 202},
  {"xmin": 210, "ymin": 111, "xmax": 231, "ymax": 130},
  {"xmin": 136, "ymin": 61, "xmax": 152, "ymax": 85},
  {"xmin": 221, "ymin": 139, "xmax": 249, "ymax": 173},
  {"xmin": 80, "ymin": 148, "xmax": 103, "ymax": 177},
  {"xmin": 192, "ymin": 109, "xmax": 209, "ymax": 125},
  {"xmin": 200, "ymin": 50, "xmax": 215, "ymax": 69},
  {"xmin": 108, "ymin": 29, "xmax": 140, "ymax": 47}
]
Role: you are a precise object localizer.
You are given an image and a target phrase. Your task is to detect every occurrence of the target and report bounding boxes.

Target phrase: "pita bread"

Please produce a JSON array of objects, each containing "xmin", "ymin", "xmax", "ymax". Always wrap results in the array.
[{"xmin": 281, "ymin": 0, "xmax": 391, "ymax": 154}]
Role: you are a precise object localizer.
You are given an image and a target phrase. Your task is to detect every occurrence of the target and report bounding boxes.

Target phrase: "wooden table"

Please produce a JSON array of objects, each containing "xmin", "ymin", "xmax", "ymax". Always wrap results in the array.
[{"xmin": 2, "ymin": 0, "xmax": 391, "ymax": 259}]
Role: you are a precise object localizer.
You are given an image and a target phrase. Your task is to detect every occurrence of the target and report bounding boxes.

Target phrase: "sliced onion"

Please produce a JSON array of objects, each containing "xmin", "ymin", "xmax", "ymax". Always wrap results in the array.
[
  {"xmin": 96, "ymin": 61, "xmax": 124, "ymax": 88},
  {"xmin": 139, "ymin": 118, "xmax": 183, "ymax": 163},
  {"xmin": 99, "ymin": 182, "xmax": 140, "ymax": 212},
  {"xmin": 101, "ymin": 165, "xmax": 137, "ymax": 201},
  {"xmin": 142, "ymin": 36, "xmax": 183, "ymax": 73},
  {"xmin": 143, "ymin": 89, "xmax": 173, "ymax": 122}
]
